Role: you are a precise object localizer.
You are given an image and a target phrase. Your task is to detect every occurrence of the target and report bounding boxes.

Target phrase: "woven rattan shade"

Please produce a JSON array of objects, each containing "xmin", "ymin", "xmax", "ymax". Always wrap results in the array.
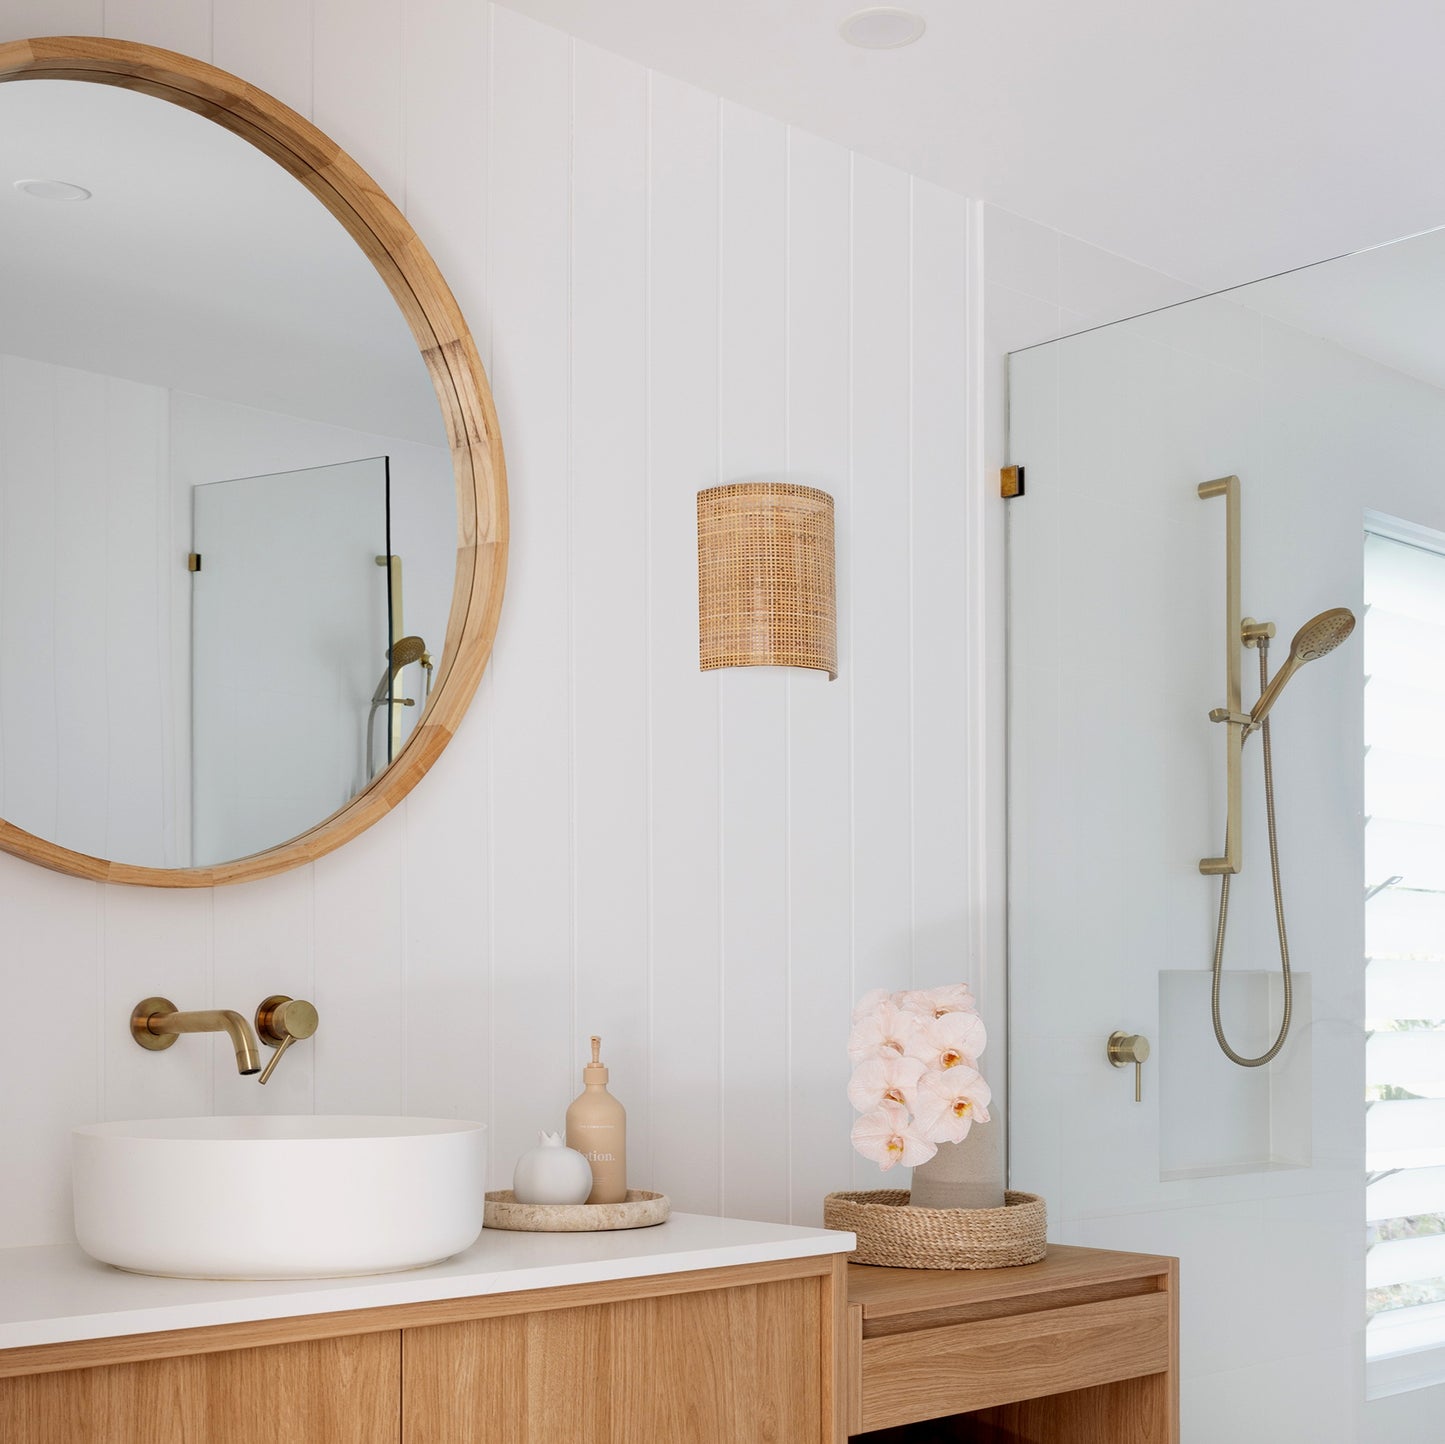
[{"xmin": 697, "ymin": 482, "xmax": 837, "ymax": 679}]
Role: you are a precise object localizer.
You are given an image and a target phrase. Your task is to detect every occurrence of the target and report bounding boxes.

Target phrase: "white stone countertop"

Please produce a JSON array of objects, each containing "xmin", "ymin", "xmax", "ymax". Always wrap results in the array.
[{"xmin": 0, "ymin": 1213, "xmax": 854, "ymax": 1352}]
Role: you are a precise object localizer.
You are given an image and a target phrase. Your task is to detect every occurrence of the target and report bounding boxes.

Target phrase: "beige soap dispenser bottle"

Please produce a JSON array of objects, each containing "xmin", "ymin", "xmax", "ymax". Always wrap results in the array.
[{"xmin": 565, "ymin": 1035, "xmax": 627, "ymax": 1204}]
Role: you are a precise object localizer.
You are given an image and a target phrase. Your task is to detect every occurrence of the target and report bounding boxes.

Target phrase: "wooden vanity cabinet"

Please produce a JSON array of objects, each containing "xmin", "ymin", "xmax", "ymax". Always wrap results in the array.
[
  {"xmin": 403, "ymin": 1268, "xmax": 836, "ymax": 1441},
  {"xmin": 846, "ymin": 1246, "xmax": 1179, "ymax": 1442},
  {"xmin": 0, "ymin": 1333, "xmax": 400, "ymax": 1444},
  {"xmin": 1, "ymin": 1245, "xmax": 1179, "ymax": 1442},
  {"xmin": 0, "ymin": 1255, "xmax": 848, "ymax": 1444}
]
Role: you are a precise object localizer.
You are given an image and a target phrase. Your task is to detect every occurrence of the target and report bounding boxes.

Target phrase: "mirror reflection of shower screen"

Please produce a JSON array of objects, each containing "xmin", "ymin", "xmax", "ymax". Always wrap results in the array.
[{"xmin": 190, "ymin": 456, "xmax": 390, "ymax": 867}]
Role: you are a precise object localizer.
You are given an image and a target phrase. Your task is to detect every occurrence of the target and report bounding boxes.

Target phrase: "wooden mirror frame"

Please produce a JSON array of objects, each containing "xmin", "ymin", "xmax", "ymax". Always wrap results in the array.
[{"xmin": 0, "ymin": 36, "xmax": 507, "ymax": 887}]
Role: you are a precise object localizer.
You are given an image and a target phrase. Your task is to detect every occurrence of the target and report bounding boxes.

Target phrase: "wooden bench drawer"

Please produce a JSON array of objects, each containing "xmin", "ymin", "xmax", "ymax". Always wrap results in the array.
[{"xmin": 858, "ymin": 1289, "xmax": 1171, "ymax": 1432}]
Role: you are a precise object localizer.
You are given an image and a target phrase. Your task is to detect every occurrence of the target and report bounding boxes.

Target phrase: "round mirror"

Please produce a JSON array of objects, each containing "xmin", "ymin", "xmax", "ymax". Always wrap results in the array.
[{"xmin": 0, "ymin": 37, "xmax": 506, "ymax": 886}]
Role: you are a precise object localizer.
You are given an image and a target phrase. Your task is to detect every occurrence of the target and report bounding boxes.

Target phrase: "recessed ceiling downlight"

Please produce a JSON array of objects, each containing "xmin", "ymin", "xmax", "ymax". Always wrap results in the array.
[
  {"xmin": 14, "ymin": 178, "xmax": 92, "ymax": 201},
  {"xmin": 840, "ymin": 7, "xmax": 926, "ymax": 49}
]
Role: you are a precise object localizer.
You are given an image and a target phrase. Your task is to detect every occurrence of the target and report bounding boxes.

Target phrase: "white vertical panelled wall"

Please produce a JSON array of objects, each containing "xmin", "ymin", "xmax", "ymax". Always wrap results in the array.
[{"xmin": 0, "ymin": 1, "xmax": 976, "ymax": 1246}]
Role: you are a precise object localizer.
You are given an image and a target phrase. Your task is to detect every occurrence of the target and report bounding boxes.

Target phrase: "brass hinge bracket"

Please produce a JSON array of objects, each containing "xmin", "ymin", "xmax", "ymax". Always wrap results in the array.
[
  {"xmin": 1001, "ymin": 465, "xmax": 1025, "ymax": 499},
  {"xmin": 187, "ymin": 553, "xmax": 202, "ymax": 572}
]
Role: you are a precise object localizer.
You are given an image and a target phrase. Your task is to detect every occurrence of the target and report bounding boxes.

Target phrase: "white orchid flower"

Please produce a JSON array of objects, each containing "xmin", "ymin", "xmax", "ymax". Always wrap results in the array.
[
  {"xmin": 850, "ymin": 1101, "xmax": 938, "ymax": 1171},
  {"xmin": 914, "ymin": 1066, "xmax": 992, "ymax": 1144},
  {"xmin": 847, "ymin": 1054, "xmax": 927, "ymax": 1113}
]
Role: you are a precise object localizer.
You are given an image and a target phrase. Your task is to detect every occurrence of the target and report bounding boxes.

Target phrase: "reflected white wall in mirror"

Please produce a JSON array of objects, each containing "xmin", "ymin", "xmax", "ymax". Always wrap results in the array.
[{"xmin": 0, "ymin": 79, "xmax": 456, "ymax": 870}]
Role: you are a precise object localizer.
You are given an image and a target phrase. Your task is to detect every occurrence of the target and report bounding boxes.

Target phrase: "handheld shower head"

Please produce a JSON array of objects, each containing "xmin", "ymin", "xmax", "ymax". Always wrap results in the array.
[
  {"xmin": 1290, "ymin": 608, "xmax": 1355, "ymax": 662},
  {"xmin": 1248, "ymin": 607, "xmax": 1355, "ymax": 728}
]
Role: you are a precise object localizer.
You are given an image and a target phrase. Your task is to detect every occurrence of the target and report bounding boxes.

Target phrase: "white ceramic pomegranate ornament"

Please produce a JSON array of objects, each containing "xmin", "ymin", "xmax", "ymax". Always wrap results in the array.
[{"xmin": 512, "ymin": 1131, "xmax": 595, "ymax": 1205}]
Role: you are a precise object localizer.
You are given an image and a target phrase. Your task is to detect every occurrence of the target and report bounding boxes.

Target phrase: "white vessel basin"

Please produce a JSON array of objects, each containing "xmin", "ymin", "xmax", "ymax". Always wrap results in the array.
[{"xmin": 73, "ymin": 1116, "xmax": 486, "ymax": 1280}]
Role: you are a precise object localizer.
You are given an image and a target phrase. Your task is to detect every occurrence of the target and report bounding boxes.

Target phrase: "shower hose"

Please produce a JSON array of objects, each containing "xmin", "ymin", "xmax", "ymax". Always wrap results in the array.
[{"xmin": 1210, "ymin": 640, "xmax": 1293, "ymax": 1067}]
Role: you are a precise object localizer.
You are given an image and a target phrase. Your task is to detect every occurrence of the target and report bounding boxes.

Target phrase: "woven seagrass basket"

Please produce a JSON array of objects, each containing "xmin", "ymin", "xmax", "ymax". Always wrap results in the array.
[{"xmin": 823, "ymin": 1188, "xmax": 1047, "ymax": 1270}]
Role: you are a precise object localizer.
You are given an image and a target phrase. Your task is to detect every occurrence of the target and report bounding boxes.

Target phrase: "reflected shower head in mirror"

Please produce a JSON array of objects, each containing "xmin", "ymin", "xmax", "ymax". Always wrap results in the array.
[
  {"xmin": 389, "ymin": 635, "xmax": 428, "ymax": 670},
  {"xmin": 366, "ymin": 635, "xmax": 433, "ymax": 781},
  {"xmin": 1248, "ymin": 607, "xmax": 1356, "ymax": 729},
  {"xmin": 369, "ymin": 635, "xmax": 430, "ymax": 706}
]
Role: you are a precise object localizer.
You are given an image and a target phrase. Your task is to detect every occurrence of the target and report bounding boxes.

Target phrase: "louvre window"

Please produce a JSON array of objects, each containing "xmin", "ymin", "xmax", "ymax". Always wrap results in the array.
[{"xmin": 1365, "ymin": 528, "xmax": 1445, "ymax": 1394}]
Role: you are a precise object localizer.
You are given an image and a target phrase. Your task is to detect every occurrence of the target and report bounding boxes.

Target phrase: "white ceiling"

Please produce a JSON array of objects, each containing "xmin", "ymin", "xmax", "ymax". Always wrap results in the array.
[
  {"xmin": 0, "ymin": 81, "xmax": 442, "ymax": 445},
  {"xmin": 498, "ymin": 0, "xmax": 1445, "ymax": 292}
]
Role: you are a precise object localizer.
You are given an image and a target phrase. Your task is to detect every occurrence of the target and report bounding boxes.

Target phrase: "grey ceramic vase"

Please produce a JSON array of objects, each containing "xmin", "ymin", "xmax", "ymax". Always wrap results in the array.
[{"xmin": 907, "ymin": 1118, "xmax": 1006, "ymax": 1211}]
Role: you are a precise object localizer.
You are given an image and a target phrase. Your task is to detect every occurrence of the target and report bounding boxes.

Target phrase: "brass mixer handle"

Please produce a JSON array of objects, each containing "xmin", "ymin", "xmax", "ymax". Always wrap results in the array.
[
  {"xmin": 254, "ymin": 995, "xmax": 319, "ymax": 1085},
  {"xmin": 1107, "ymin": 1031, "xmax": 1151, "ymax": 1102},
  {"xmin": 257, "ymin": 1034, "xmax": 295, "ymax": 1086}
]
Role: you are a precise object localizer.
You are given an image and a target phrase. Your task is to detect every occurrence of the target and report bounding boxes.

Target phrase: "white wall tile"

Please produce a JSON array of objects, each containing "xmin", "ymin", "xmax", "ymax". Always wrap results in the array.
[
  {"xmin": 212, "ymin": 0, "xmax": 312, "ymax": 116},
  {"xmin": 7, "ymin": 2, "xmax": 103, "ymax": 36},
  {"xmin": 402, "ymin": 0, "xmax": 489, "ymax": 341},
  {"xmin": 313, "ymin": 0, "xmax": 404, "ymax": 204},
  {"xmin": 848, "ymin": 160, "xmax": 913, "ymax": 944},
  {"xmin": 570, "ymin": 39, "xmax": 651, "ymax": 1177},
  {"xmin": 785, "ymin": 126, "xmax": 853, "ymax": 1225},
  {"xmin": 645, "ymin": 70, "xmax": 723, "ymax": 1214},
  {"xmin": 847, "ymin": 155, "xmax": 916, "ymax": 1189},
  {"xmin": 1182, "ymin": 1347, "xmax": 1355, "ymax": 1444},
  {"xmin": 717, "ymin": 100, "xmax": 790, "ymax": 1223},
  {"xmin": 399, "ymin": 700, "xmax": 491, "ymax": 1125},
  {"xmin": 482, "ymin": 4, "xmax": 577, "ymax": 1187},
  {"xmin": 312, "ymin": 812, "xmax": 403, "ymax": 1116},
  {"xmin": 984, "ymin": 205, "xmax": 1060, "ymax": 307},
  {"xmin": 0, "ymin": 857, "xmax": 100, "ymax": 1246},
  {"xmin": 102, "ymin": 0, "xmax": 212, "ymax": 57},
  {"xmin": 101, "ymin": 883, "xmax": 214, "ymax": 1121},
  {"xmin": 909, "ymin": 178, "xmax": 972, "ymax": 993}
]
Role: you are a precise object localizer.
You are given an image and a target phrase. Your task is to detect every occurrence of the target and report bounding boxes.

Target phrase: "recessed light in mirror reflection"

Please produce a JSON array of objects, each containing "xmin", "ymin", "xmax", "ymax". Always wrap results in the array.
[
  {"xmin": 839, "ymin": 7, "xmax": 927, "ymax": 49},
  {"xmin": 14, "ymin": 177, "xmax": 92, "ymax": 200}
]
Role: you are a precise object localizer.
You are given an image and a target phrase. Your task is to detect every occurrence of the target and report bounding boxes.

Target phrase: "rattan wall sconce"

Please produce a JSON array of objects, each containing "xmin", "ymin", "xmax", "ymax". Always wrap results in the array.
[{"xmin": 697, "ymin": 482, "xmax": 837, "ymax": 680}]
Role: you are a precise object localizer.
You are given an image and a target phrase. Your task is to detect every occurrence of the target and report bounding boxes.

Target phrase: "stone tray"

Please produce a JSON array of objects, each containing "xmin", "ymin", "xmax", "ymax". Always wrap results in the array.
[{"xmin": 483, "ymin": 1189, "xmax": 671, "ymax": 1232}]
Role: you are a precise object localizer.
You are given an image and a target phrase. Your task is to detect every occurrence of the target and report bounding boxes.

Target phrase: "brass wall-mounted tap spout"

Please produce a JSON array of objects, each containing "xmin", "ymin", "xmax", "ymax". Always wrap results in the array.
[{"xmin": 130, "ymin": 997, "xmax": 261, "ymax": 1075}]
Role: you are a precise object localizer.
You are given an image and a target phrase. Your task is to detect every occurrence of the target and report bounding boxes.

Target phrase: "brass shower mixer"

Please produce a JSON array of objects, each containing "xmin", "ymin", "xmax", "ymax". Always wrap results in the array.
[{"xmin": 1107, "ymin": 1031, "xmax": 1151, "ymax": 1102}]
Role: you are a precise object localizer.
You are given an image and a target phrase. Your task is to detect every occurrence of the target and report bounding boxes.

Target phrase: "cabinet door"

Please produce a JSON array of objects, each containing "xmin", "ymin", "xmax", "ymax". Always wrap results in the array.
[
  {"xmin": 404, "ymin": 1277, "xmax": 826, "ymax": 1444},
  {"xmin": 0, "ymin": 1332, "xmax": 400, "ymax": 1444}
]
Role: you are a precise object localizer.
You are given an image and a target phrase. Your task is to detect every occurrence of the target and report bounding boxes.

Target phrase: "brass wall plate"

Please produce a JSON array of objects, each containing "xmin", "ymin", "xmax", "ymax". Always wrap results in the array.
[{"xmin": 130, "ymin": 996, "xmax": 179, "ymax": 1050}]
